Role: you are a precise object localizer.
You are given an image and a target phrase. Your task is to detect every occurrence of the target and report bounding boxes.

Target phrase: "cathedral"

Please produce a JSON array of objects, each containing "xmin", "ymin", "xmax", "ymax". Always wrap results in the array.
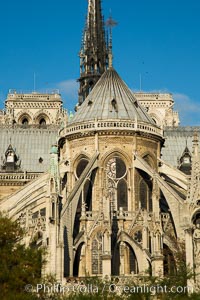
[{"xmin": 1, "ymin": 0, "xmax": 200, "ymax": 290}]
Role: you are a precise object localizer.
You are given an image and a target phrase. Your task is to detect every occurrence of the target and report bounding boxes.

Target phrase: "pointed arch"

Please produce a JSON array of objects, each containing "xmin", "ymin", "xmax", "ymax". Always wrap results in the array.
[
  {"xmin": 102, "ymin": 150, "xmax": 130, "ymax": 212},
  {"xmin": 33, "ymin": 109, "xmax": 52, "ymax": 125},
  {"xmin": 118, "ymin": 231, "xmax": 150, "ymax": 273},
  {"xmin": 18, "ymin": 112, "xmax": 32, "ymax": 124},
  {"xmin": 73, "ymin": 242, "xmax": 85, "ymax": 277},
  {"xmin": 142, "ymin": 152, "xmax": 156, "ymax": 169},
  {"xmin": 138, "ymin": 170, "xmax": 153, "ymax": 211},
  {"xmin": 124, "ymin": 242, "xmax": 139, "ymax": 274},
  {"xmin": 117, "ymin": 178, "xmax": 128, "ymax": 210}
]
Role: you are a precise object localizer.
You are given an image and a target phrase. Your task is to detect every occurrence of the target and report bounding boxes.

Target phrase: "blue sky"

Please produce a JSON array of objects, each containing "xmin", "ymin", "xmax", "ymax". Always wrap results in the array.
[{"xmin": 0, "ymin": 0, "xmax": 200, "ymax": 125}]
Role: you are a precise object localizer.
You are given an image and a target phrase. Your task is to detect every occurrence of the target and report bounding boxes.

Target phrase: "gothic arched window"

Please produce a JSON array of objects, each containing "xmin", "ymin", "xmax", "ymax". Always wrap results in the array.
[
  {"xmin": 83, "ymin": 179, "xmax": 93, "ymax": 211},
  {"xmin": 39, "ymin": 118, "xmax": 46, "ymax": 126},
  {"xmin": 106, "ymin": 156, "xmax": 128, "ymax": 211},
  {"xmin": 22, "ymin": 118, "xmax": 28, "ymax": 125},
  {"xmin": 76, "ymin": 158, "xmax": 89, "ymax": 178},
  {"xmin": 91, "ymin": 232, "xmax": 103, "ymax": 275},
  {"xmin": 124, "ymin": 243, "xmax": 139, "ymax": 274},
  {"xmin": 139, "ymin": 170, "xmax": 152, "ymax": 211}
]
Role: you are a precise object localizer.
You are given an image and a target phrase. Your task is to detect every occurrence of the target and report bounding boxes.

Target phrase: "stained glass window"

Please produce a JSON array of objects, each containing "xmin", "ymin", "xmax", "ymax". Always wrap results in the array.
[
  {"xmin": 106, "ymin": 157, "xmax": 128, "ymax": 211},
  {"xmin": 91, "ymin": 232, "xmax": 103, "ymax": 274}
]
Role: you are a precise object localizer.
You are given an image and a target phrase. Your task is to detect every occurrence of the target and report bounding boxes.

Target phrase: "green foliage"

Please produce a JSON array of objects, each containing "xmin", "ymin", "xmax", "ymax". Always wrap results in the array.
[
  {"xmin": 0, "ymin": 212, "xmax": 43, "ymax": 300},
  {"xmin": 1, "ymin": 211, "xmax": 200, "ymax": 300}
]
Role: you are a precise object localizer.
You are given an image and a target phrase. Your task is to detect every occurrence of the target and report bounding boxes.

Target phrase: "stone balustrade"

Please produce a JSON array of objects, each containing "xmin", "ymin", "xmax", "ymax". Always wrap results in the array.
[{"xmin": 60, "ymin": 119, "xmax": 163, "ymax": 138}]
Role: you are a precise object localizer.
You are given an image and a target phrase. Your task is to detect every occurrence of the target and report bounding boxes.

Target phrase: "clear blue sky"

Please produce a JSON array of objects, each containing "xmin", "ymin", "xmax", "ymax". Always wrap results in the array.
[{"xmin": 0, "ymin": 0, "xmax": 200, "ymax": 125}]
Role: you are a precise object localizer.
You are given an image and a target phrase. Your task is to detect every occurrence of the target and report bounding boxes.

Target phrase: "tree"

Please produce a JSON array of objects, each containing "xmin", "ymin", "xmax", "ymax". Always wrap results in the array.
[{"xmin": 0, "ymin": 212, "xmax": 43, "ymax": 300}]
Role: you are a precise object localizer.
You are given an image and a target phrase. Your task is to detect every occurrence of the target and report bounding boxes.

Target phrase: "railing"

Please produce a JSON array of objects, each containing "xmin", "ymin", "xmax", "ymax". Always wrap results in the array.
[
  {"xmin": 0, "ymin": 173, "xmax": 41, "ymax": 181},
  {"xmin": 85, "ymin": 211, "xmax": 100, "ymax": 220},
  {"xmin": 65, "ymin": 274, "xmax": 150, "ymax": 284},
  {"xmin": 134, "ymin": 92, "xmax": 173, "ymax": 100},
  {"xmin": 82, "ymin": 210, "xmax": 154, "ymax": 222},
  {"xmin": 112, "ymin": 211, "xmax": 137, "ymax": 220},
  {"xmin": 60, "ymin": 119, "xmax": 163, "ymax": 138},
  {"xmin": 31, "ymin": 216, "xmax": 46, "ymax": 226},
  {"xmin": 8, "ymin": 89, "xmax": 60, "ymax": 97}
]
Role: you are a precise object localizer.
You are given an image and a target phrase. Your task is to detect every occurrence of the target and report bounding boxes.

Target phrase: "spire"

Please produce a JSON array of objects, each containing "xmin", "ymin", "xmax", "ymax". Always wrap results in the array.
[{"xmin": 78, "ymin": 0, "xmax": 109, "ymax": 105}]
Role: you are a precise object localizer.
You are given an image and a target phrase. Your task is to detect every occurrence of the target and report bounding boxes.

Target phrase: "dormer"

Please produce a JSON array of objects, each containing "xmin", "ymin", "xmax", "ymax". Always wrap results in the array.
[
  {"xmin": 178, "ymin": 145, "xmax": 192, "ymax": 175},
  {"xmin": 1, "ymin": 144, "xmax": 21, "ymax": 172}
]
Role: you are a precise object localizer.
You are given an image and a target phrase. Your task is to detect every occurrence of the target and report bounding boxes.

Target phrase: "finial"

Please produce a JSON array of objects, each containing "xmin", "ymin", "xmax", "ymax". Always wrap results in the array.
[
  {"xmin": 193, "ymin": 130, "xmax": 199, "ymax": 156},
  {"xmin": 105, "ymin": 11, "xmax": 117, "ymax": 69},
  {"xmin": 193, "ymin": 130, "xmax": 199, "ymax": 144}
]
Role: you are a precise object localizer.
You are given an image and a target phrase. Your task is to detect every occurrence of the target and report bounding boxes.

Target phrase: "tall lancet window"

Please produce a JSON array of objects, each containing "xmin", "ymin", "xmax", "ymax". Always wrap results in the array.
[
  {"xmin": 139, "ymin": 173, "xmax": 152, "ymax": 211},
  {"xmin": 106, "ymin": 156, "xmax": 128, "ymax": 211},
  {"xmin": 91, "ymin": 232, "xmax": 103, "ymax": 275}
]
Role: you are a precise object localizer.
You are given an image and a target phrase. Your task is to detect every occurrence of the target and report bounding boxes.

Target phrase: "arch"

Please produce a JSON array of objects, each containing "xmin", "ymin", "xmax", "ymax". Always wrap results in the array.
[
  {"xmin": 103, "ymin": 150, "xmax": 130, "ymax": 212},
  {"xmin": 105, "ymin": 156, "xmax": 128, "ymax": 212},
  {"xmin": 149, "ymin": 113, "xmax": 161, "ymax": 126},
  {"xmin": 36, "ymin": 113, "xmax": 49, "ymax": 125},
  {"xmin": 22, "ymin": 117, "xmax": 29, "ymax": 125},
  {"xmin": 18, "ymin": 113, "xmax": 32, "ymax": 125},
  {"xmin": 163, "ymin": 235, "xmax": 178, "ymax": 254},
  {"xmin": 117, "ymin": 179, "xmax": 128, "ymax": 210},
  {"xmin": 101, "ymin": 148, "xmax": 132, "ymax": 167},
  {"xmin": 73, "ymin": 242, "xmax": 85, "ymax": 277},
  {"xmin": 138, "ymin": 174, "xmax": 152, "ymax": 211},
  {"xmin": 73, "ymin": 153, "xmax": 90, "ymax": 176},
  {"xmin": 39, "ymin": 118, "xmax": 46, "ymax": 126},
  {"xmin": 118, "ymin": 231, "xmax": 150, "ymax": 273},
  {"xmin": 83, "ymin": 178, "xmax": 93, "ymax": 211},
  {"xmin": 33, "ymin": 109, "xmax": 52, "ymax": 124},
  {"xmin": 124, "ymin": 242, "xmax": 139, "ymax": 274},
  {"xmin": 142, "ymin": 152, "xmax": 156, "ymax": 169},
  {"xmin": 191, "ymin": 209, "xmax": 200, "ymax": 225},
  {"xmin": 76, "ymin": 158, "xmax": 89, "ymax": 179},
  {"xmin": 88, "ymin": 225, "xmax": 111, "ymax": 241},
  {"xmin": 74, "ymin": 232, "xmax": 85, "ymax": 250}
]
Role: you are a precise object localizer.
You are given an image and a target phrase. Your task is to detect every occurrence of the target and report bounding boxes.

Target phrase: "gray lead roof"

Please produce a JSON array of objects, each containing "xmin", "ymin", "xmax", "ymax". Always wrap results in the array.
[
  {"xmin": 0, "ymin": 127, "xmax": 58, "ymax": 172},
  {"xmin": 72, "ymin": 68, "xmax": 155, "ymax": 125},
  {"xmin": 162, "ymin": 127, "xmax": 200, "ymax": 167}
]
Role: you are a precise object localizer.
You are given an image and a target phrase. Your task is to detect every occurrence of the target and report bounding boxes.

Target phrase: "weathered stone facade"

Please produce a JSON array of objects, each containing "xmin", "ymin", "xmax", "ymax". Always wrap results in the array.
[
  {"xmin": 134, "ymin": 92, "xmax": 180, "ymax": 127},
  {"xmin": 0, "ymin": 0, "xmax": 200, "ymax": 293},
  {"xmin": 1, "ymin": 91, "xmax": 67, "ymax": 126}
]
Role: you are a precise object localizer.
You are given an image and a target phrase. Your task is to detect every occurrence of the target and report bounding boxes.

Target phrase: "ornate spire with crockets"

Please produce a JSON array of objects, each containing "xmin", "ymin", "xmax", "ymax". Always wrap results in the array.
[{"xmin": 78, "ymin": 0, "xmax": 109, "ymax": 105}]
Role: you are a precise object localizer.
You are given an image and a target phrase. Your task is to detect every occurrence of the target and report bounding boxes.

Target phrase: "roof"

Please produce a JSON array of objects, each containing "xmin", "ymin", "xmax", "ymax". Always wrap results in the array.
[
  {"xmin": 72, "ymin": 68, "xmax": 155, "ymax": 125},
  {"xmin": 0, "ymin": 126, "xmax": 58, "ymax": 172},
  {"xmin": 162, "ymin": 126, "xmax": 200, "ymax": 167}
]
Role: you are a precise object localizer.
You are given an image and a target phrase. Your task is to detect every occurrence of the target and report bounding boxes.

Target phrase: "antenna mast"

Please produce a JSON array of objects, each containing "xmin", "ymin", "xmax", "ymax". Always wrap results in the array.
[
  {"xmin": 33, "ymin": 72, "xmax": 36, "ymax": 92},
  {"xmin": 105, "ymin": 12, "xmax": 117, "ymax": 69}
]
